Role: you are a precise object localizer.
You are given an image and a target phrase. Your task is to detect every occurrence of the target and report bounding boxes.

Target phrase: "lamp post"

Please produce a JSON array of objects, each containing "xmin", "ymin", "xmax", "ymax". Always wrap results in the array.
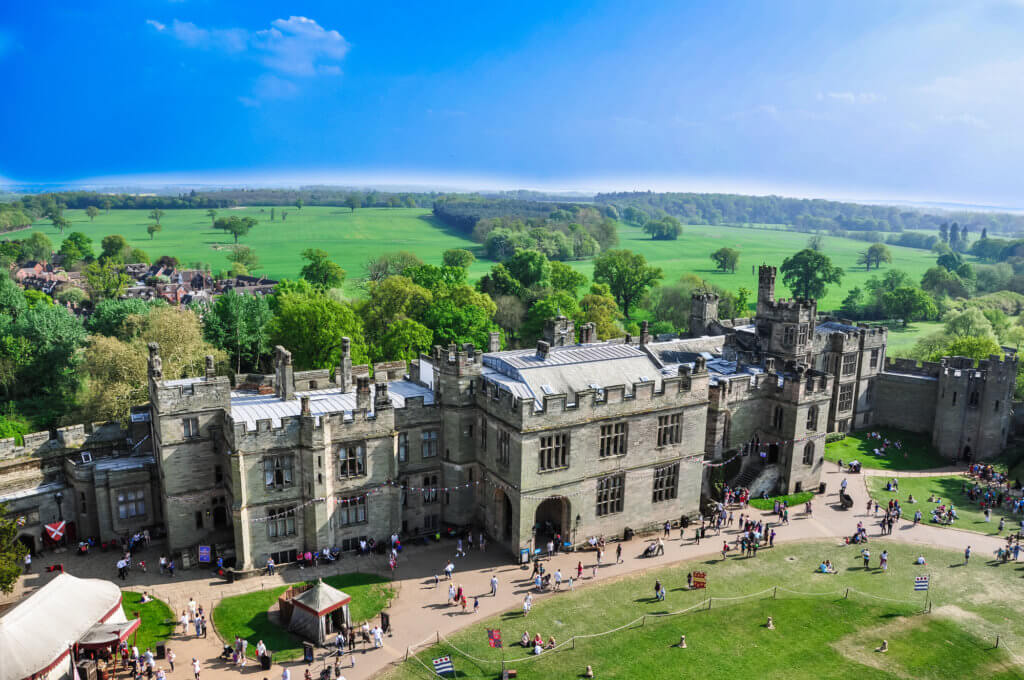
[
  {"xmin": 574, "ymin": 514, "xmax": 581, "ymax": 551},
  {"xmin": 54, "ymin": 491, "xmax": 64, "ymax": 522}
]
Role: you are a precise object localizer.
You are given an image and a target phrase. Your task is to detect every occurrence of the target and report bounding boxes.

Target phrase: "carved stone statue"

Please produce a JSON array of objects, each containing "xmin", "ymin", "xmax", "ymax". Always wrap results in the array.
[{"xmin": 148, "ymin": 342, "xmax": 163, "ymax": 379}]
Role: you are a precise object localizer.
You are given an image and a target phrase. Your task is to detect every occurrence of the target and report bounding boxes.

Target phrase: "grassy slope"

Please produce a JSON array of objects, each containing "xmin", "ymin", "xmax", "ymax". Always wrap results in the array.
[
  {"xmin": 885, "ymin": 321, "xmax": 945, "ymax": 357},
  {"xmin": 12, "ymin": 207, "xmax": 486, "ymax": 296},
  {"xmin": 10, "ymin": 210, "xmax": 938, "ymax": 311},
  {"xmin": 824, "ymin": 428, "xmax": 947, "ymax": 471},
  {"xmin": 867, "ymin": 475, "xmax": 1020, "ymax": 536},
  {"xmin": 211, "ymin": 572, "xmax": 392, "ymax": 661},
  {"xmin": 121, "ymin": 590, "xmax": 175, "ymax": 652},
  {"xmin": 388, "ymin": 541, "xmax": 1023, "ymax": 680}
]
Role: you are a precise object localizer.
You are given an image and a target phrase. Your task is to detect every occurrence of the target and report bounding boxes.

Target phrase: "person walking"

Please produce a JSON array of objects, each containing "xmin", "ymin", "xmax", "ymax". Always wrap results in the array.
[
  {"xmin": 166, "ymin": 649, "xmax": 175, "ymax": 672},
  {"xmin": 490, "ymin": 575, "xmax": 499, "ymax": 597},
  {"xmin": 964, "ymin": 545, "xmax": 972, "ymax": 564},
  {"xmin": 191, "ymin": 658, "xmax": 200, "ymax": 680},
  {"xmin": 616, "ymin": 544, "xmax": 622, "ymax": 564},
  {"xmin": 577, "ymin": 561, "xmax": 583, "ymax": 580}
]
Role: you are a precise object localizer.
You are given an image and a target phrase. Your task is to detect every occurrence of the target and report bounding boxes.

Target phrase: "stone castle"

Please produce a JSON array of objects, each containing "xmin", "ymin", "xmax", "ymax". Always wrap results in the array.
[{"xmin": 2, "ymin": 266, "xmax": 1017, "ymax": 569}]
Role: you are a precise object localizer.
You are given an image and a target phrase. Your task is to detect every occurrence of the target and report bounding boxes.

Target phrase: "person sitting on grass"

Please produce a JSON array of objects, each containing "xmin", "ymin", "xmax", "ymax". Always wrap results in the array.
[
  {"xmin": 521, "ymin": 632, "xmax": 530, "ymax": 648},
  {"xmin": 916, "ymin": 555, "xmax": 926, "ymax": 565},
  {"xmin": 907, "ymin": 494, "xmax": 916, "ymax": 504},
  {"xmin": 545, "ymin": 636, "xmax": 556, "ymax": 650}
]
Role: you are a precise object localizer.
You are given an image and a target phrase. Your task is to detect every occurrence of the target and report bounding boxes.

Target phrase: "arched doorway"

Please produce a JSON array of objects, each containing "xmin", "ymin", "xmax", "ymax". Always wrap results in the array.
[
  {"xmin": 17, "ymin": 534, "xmax": 34, "ymax": 557},
  {"xmin": 534, "ymin": 497, "xmax": 569, "ymax": 546},
  {"xmin": 493, "ymin": 489, "xmax": 514, "ymax": 542},
  {"xmin": 767, "ymin": 444, "xmax": 780, "ymax": 464},
  {"xmin": 962, "ymin": 445, "xmax": 972, "ymax": 462},
  {"xmin": 212, "ymin": 506, "xmax": 228, "ymax": 529}
]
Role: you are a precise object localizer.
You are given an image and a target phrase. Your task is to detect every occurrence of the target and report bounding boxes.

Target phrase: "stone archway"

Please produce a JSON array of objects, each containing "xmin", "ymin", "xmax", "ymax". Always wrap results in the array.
[
  {"xmin": 493, "ymin": 488, "xmax": 514, "ymax": 542},
  {"xmin": 767, "ymin": 443, "xmax": 780, "ymax": 464},
  {"xmin": 17, "ymin": 534, "xmax": 34, "ymax": 556},
  {"xmin": 534, "ymin": 497, "xmax": 569, "ymax": 546}
]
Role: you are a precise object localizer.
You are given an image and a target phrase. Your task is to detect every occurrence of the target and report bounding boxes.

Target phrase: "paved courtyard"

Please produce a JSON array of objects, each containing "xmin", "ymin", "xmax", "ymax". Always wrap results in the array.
[{"xmin": 6, "ymin": 466, "xmax": 1013, "ymax": 680}]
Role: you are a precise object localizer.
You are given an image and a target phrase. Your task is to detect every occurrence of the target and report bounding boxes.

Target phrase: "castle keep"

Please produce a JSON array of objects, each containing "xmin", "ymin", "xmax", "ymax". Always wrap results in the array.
[{"xmin": 2, "ymin": 265, "xmax": 1016, "ymax": 568}]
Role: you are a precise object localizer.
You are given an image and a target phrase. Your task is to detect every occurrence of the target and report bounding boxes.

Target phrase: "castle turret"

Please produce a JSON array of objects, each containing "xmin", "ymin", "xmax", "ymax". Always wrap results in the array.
[
  {"xmin": 932, "ymin": 354, "xmax": 1017, "ymax": 461},
  {"xmin": 757, "ymin": 265, "xmax": 776, "ymax": 306},
  {"xmin": 689, "ymin": 291, "xmax": 719, "ymax": 337}
]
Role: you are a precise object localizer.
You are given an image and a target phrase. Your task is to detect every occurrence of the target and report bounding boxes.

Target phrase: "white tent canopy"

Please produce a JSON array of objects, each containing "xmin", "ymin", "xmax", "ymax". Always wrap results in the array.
[{"xmin": 0, "ymin": 573, "xmax": 127, "ymax": 680}]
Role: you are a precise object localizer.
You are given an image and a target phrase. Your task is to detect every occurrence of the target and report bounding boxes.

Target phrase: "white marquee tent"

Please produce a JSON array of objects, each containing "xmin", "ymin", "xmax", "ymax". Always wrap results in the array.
[{"xmin": 0, "ymin": 573, "xmax": 131, "ymax": 680}]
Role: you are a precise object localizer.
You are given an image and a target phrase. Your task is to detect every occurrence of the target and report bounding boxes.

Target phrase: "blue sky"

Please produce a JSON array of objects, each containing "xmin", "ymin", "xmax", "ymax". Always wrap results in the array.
[{"xmin": 1, "ymin": 1, "xmax": 1023, "ymax": 205}]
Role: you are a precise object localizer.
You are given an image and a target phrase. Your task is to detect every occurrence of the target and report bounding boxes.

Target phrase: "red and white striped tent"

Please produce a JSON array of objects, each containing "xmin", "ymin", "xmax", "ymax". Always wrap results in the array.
[{"xmin": 0, "ymin": 573, "xmax": 135, "ymax": 680}]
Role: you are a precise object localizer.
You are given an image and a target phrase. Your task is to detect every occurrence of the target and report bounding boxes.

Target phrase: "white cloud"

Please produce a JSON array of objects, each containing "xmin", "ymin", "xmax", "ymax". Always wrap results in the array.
[
  {"xmin": 253, "ymin": 16, "xmax": 349, "ymax": 77},
  {"xmin": 150, "ymin": 15, "xmax": 347, "ymax": 76},
  {"xmin": 817, "ymin": 91, "xmax": 884, "ymax": 104},
  {"xmin": 935, "ymin": 113, "xmax": 989, "ymax": 130},
  {"xmin": 254, "ymin": 74, "xmax": 300, "ymax": 99}
]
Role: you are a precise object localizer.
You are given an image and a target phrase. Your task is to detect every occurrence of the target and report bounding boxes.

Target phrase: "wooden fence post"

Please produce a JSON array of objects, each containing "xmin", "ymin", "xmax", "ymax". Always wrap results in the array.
[
  {"xmin": 844, "ymin": 588, "xmax": 849, "ymax": 599},
  {"xmin": 773, "ymin": 586, "xmax": 777, "ymax": 599}
]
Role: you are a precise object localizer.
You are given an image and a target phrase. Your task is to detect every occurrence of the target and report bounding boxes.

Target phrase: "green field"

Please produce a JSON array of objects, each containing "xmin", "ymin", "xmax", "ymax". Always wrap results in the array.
[
  {"xmin": 211, "ymin": 572, "xmax": 393, "ymax": 661},
  {"xmin": 824, "ymin": 428, "xmax": 948, "ymax": 471},
  {"xmin": 867, "ymin": 475, "xmax": 1020, "ymax": 535},
  {"xmin": 121, "ymin": 590, "xmax": 175, "ymax": 653},
  {"xmin": 388, "ymin": 541, "xmax": 1023, "ymax": 680},
  {"xmin": 7, "ymin": 208, "xmax": 940, "ymax": 309},
  {"xmin": 885, "ymin": 321, "xmax": 945, "ymax": 357}
]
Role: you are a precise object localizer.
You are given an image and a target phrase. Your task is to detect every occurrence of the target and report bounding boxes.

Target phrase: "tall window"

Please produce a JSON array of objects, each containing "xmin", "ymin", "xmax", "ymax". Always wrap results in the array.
[
  {"xmin": 772, "ymin": 405, "xmax": 784, "ymax": 430},
  {"xmin": 802, "ymin": 441, "xmax": 815, "ymax": 465},
  {"xmin": 838, "ymin": 383, "xmax": 854, "ymax": 412},
  {"xmin": 783, "ymin": 326, "xmax": 795, "ymax": 346},
  {"xmin": 596, "ymin": 474, "xmax": 625, "ymax": 516},
  {"xmin": 841, "ymin": 353, "xmax": 857, "ymax": 376},
  {"xmin": 397, "ymin": 432, "xmax": 408, "ymax": 463},
  {"xmin": 479, "ymin": 417, "xmax": 488, "ymax": 452},
  {"xmin": 497, "ymin": 430, "xmax": 511, "ymax": 467},
  {"xmin": 421, "ymin": 430, "xmax": 439, "ymax": 458},
  {"xmin": 422, "ymin": 475, "xmax": 438, "ymax": 504},
  {"xmin": 267, "ymin": 506, "xmax": 296, "ymax": 538},
  {"xmin": 264, "ymin": 455, "xmax": 294, "ymax": 489},
  {"xmin": 337, "ymin": 443, "xmax": 366, "ymax": 478},
  {"xmin": 117, "ymin": 489, "xmax": 145, "ymax": 519},
  {"xmin": 806, "ymin": 406, "xmax": 818, "ymax": 431},
  {"xmin": 652, "ymin": 464, "xmax": 679, "ymax": 503},
  {"xmin": 657, "ymin": 413, "xmax": 682, "ymax": 446},
  {"xmin": 183, "ymin": 417, "xmax": 199, "ymax": 438},
  {"xmin": 969, "ymin": 391, "xmax": 980, "ymax": 407},
  {"xmin": 538, "ymin": 433, "xmax": 569, "ymax": 471},
  {"xmin": 600, "ymin": 423, "xmax": 627, "ymax": 457},
  {"xmin": 796, "ymin": 325, "xmax": 808, "ymax": 347},
  {"xmin": 870, "ymin": 348, "xmax": 880, "ymax": 368},
  {"xmin": 336, "ymin": 496, "xmax": 367, "ymax": 526}
]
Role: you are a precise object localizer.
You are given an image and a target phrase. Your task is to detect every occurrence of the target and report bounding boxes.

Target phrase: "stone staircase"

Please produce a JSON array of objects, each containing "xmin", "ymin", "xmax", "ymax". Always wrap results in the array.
[{"xmin": 731, "ymin": 464, "xmax": 781, "ymax": 498}]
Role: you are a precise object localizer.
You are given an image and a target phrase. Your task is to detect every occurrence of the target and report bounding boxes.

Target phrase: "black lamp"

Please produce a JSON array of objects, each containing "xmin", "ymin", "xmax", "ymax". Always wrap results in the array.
[{"xmin": 55, "ymin": 491, "xmax": 64, "ymax": 521}]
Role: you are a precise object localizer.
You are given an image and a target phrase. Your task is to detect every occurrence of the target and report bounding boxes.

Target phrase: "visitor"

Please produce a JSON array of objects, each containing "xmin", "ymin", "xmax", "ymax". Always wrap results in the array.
[
  {"xmin": 473, "ymin": 597, "xmax": 480, "ymax": 614},
  {"xmin": 191, "ymin": 658, "xmax": 200, "ymax": 680},
  {"xmin": 490, "ymin": 575, "xmax": 499, "ymax": 597},
  {"xmin": 964, "ymin": 545, "xmax": 972, "ymax": 564},
  {"xmin": 521, "ymin": 632, "xmax": 530, "ymax": 647},
  {"xmin": 266, "ymin": 557, "xmax": 276, "ymax": 575},
  {"xmin": 616, "ymin": 544, "xmax": 622, "ymax": 563}
]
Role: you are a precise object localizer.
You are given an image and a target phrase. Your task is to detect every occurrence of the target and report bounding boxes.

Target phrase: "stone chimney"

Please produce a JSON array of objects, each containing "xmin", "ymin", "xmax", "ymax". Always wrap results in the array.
[
  {"xmin": 147, "ymin": 342, "xmax": 163, "ymax": 381},
  {"xmin": 355, "ymin": 376, "xmax": 371, "ymax": 412},
  {"xmin": 543, "ymin": 315, "xmax": 575, "ymax": 347},
  {"xmin": 335, "ymin": 337, "xmax": 353, "ymax": 392},
  {"xmin": 536, "ymin": 340, "xmax": 550, "ymax": 361},
  {"xmin": 204, "ymin": 355, "xmax": 215, "ymax": 380},
  {"xmin": 375, "ymin": 381, "xmax": 392, "ymax": 410},
  {"xmin": 640, "ymin": 321, "xmax": 651, "ymax": 348},
  {"xmin": 274, "ymin": 346, "xmax": 294, "ymax": 400},
  {"xmin": 300, "ymin": 396, "xmax": 311, "ymax": 416},
  {"xmin": 579, "ymin": 322, "xmax": 596, "ymax": 344},
  {"xmin": 488, "ymin": 332, "xmax": 501, "ymax": 353}
]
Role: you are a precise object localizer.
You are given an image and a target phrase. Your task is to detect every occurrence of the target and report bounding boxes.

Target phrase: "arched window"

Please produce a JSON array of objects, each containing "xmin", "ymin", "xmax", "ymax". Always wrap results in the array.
[
  {"xmin": 806, "ymin": 406, "xmax": 818, "ymax": 431},
  {"xmin": 969, "ymin": 391, "xmax": 980, "ymax": 407},
  {"xmin": 772, "ymin": 405, "xmax": 784, "ymax": 430},
  {"xmin": 803, "ymin": 441, "xmax": 815, "ymax": 465}
]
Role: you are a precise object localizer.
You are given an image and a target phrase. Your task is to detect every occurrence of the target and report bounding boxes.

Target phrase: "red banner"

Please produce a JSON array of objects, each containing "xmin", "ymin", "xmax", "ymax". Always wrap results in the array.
[{"xmin": 44, "ymin": 521, "xmax": 66, "ymax": 541}]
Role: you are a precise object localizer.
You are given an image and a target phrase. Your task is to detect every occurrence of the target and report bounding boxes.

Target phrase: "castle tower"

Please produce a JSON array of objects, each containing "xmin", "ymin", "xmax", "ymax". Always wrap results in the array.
[
  {"xmin": 932, "ymin": 354, "xmax": 1017, "ymax": 461},
  {"xmin": 689, "ymin": 291, "xmax": 719, "ymax": 337},
  {"xmin": 432, "ymin": 344, "xmax": 483, "ymax": 527},
  {"xmin": 757, "ymin": 265, "xmax": 776, "ymax": 307}
]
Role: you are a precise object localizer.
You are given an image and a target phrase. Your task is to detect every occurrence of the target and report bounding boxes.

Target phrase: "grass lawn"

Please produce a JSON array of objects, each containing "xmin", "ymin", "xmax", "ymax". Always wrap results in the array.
[
  {"xmin": 211, "ymin": 572, "xmax": 393, "ymax": 661},
  {"xmin": 748, "ymin": 491, "xmax": 815, "ymax": 510},
  {"xmin": 883, "ymin": 321, "xmax": 945, "ymax": 357},
  {"xmin": 824, "ymin": 428, "xmax": 947, "ymax": 471},
  {"xmin": 7, "ymin": 209, "xmax": 942, "ymax": 311},
  {"xmin": 387, "ymin": 541, "xmax": 1024, "ymax": 680},
  {"xmin": 121, "ymin": 590, "xmax": 175, "ymax": 652},
  {"xmin": 867, "ymin": 475, "xmax": 1020, "ymax": 536}
]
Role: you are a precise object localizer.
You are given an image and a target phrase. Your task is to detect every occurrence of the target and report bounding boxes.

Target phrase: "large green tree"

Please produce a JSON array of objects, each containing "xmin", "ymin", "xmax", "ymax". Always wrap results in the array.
[
  {"xmin": 300, "ymin": 249, "xmax": 346, "ymax": 289},
  {"xmin": 148, "ymin": 208, "xmax": 165, "ymax": 224},
  {"xmin": 269, "ymin": 289, "xmax": 368, "ymax": 370},
  {"xmin": 550, "ymin": 261, "xmax": 587, "ymax": 294},
  {"xmin": 215, "ymin": 216, "xmax": 258, "ymax": 244},
  {"xmin": 881, "ymin": 287, "xmax": 938, "ymax": 326},
  {"xmin": 85, "ymin": 206, "xmax": 100, "ymax": 222},
  {"xmin": 201, "ymin": 291, "xmax": 273, "ymax": 373},
  {"xmin": 592, "ymin": 249, "xmax": 663, "ymax": 318},
  {"xmin": 710, "ymin": 247, "xmax": 739, "ymax": 273},
  {"xmin": 85, "ymin": 260, "xmax": 133, "ymax": 300},
  {"xmin": 442, "ymin": 249, "xmax": 476, "ymax": 270},
  {"xmin": 0, "ymin": 503, "xmax": 28, "ymax": 594},
  {"xmin": 779, "ymin": 249, "xmax": 844, "ymax": 301},
  {"xmin": 58, "ymin": 232, "xmax": 94, "ymax": 265},
  {"xmin": 227, "ymin": 245, "xmax": 260, "ymax": 273}
]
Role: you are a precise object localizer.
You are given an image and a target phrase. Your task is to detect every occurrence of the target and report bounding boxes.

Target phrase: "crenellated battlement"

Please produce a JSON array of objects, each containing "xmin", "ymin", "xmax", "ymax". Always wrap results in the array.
[
  {"xmin": 884, "ymin": 357, "xmax": 941, "ymax": 378},
  {"xmin": 939, "ymin": 354, "xmax": 1018, "ymax": 381},
  {"xmin": 0, "ymin": 422, "xmax": 129, "ymax": 461},
  {"xmin": 431, "ymin": 343, "xmax": 482, "ymax": 377}
]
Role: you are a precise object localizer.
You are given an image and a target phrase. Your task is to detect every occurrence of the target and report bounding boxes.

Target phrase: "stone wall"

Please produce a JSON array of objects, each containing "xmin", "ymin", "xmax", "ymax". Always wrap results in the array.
[{"xmin": 873, "ymin": 372, "xmax": 938, "ymax": 434}]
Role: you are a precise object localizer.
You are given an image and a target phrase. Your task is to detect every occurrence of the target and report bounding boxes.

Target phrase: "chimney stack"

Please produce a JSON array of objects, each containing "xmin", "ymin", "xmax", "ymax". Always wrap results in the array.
[
  {"xmin": 579, "ymin": 322, "xmax": 596, "ymax": 344},
  {"xmin": 640, "ymin": 321, "xmax": 650, "ymax": 348},
  {"xmin": 355, "ymin": 376, "xmax": 372, "ymax": 412},
  {"xmin": 204, "ymin": 355, "xmax": 215, "ymax": 380},
  {"xmin": 375, "ymin": 381, "xmax": 392, "ymax": 410},
  {"xmin": 488, "ymin": 332, "xmax": 501, "ymax": 353},
  {"xmin": 335, "ymin": 337, "xmax": 352, "ymax": 391},
  {"xmin": 536, "ymin": 340, "xmax": 550, "ymax": 361},
  {"xmin": 274, "ymin": 346, "xmax": 294, "ymax": 400},
  {"xmin": 300, "ymin": 396, "xmax": 311, "ymax": 416}
]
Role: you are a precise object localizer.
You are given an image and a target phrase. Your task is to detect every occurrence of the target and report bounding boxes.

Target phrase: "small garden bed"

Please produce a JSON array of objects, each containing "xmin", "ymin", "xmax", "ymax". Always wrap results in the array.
[
  {"xmin": 748, "ymin": 491, "xmax": 814, "ymax": 510},
  {"xmin": 121, "ymin": 591, "xmax": 175, "ymax": 652},
  {"xmin": 824, "ymin": 427, "xmax": 946, "ymax": 471},
  {"xmin": 212, "ymin": 572, "xmax": 393, "ymax": 661}
]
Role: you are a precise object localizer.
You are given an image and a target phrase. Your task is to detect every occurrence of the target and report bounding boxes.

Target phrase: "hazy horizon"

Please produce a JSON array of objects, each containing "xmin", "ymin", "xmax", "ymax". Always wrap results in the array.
[{"xmin": 3, "ymin": 2, "xmax": 1023, "ymax": 209}]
